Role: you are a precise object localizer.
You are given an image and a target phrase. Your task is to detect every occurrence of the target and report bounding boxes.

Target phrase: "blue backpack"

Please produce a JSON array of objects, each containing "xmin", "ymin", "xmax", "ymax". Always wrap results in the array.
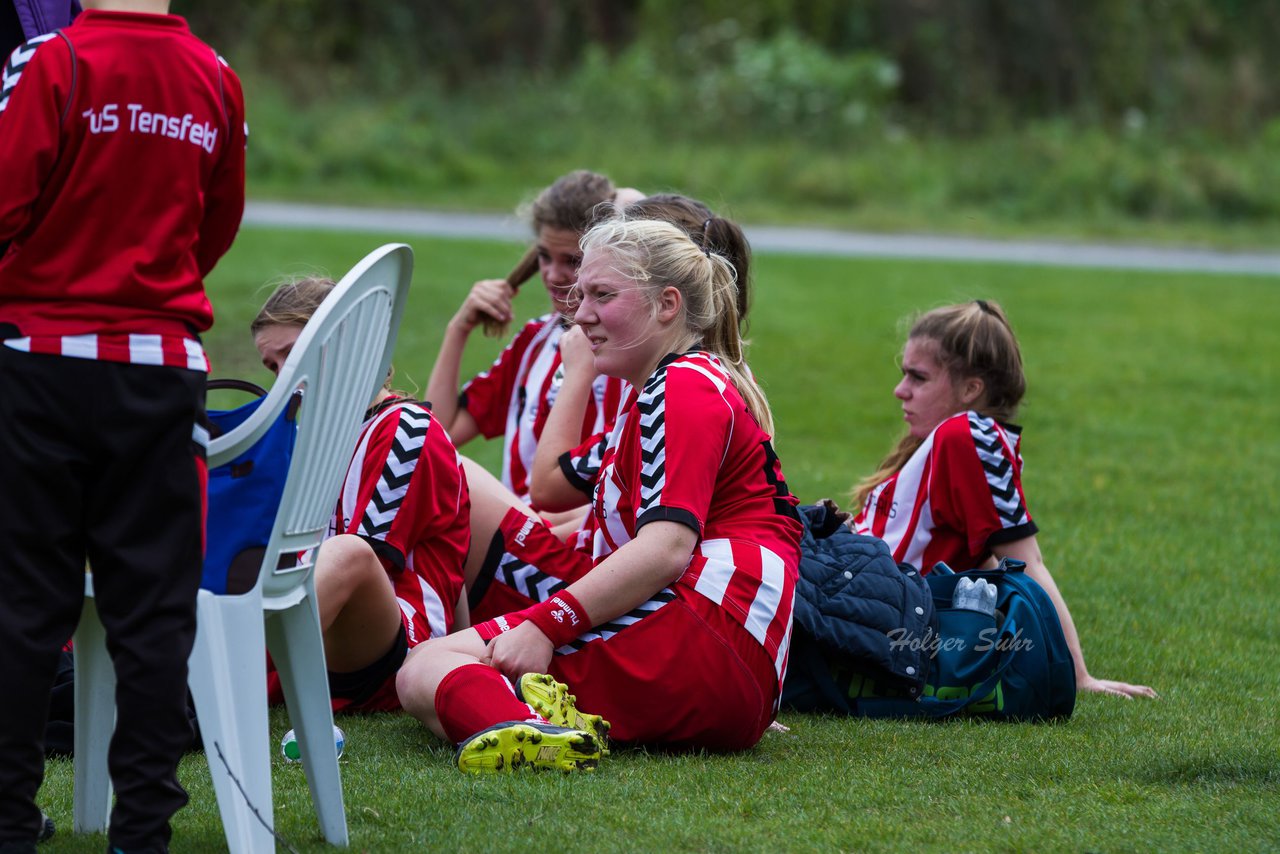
[
  {"xmin": 203, "ymin": 380, "xmax": 299, "ymax": 595},
  {"xmin": 785, "ymin": 556, "xmax": 1076, "ymax": 722},
  {"xmin": 844, "ymin": 559, "xmax": 1077, "ymax": 721}
]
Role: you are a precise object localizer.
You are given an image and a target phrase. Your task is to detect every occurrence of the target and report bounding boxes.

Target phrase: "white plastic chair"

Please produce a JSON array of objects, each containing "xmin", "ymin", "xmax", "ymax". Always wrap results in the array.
[{"xmin": 73, "ymin": 243, "xmax": 414, "ymax": 853}]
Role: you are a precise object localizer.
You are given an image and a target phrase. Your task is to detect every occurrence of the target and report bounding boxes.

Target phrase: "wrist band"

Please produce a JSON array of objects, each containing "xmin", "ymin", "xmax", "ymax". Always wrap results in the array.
[{"xmin": 526, "ymin": 591, "xmax": 590, "ymax": 648}]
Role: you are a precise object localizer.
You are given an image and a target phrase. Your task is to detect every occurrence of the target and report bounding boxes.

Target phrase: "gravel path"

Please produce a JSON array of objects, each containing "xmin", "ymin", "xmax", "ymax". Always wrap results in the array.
[{"xmin": 244, "ymin": 201, "xmax": 1280, "ymax": 277}]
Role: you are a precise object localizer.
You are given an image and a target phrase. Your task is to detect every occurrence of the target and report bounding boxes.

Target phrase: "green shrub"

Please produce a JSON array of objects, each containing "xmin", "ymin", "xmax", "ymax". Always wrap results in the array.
[
  {"xmin": 238, "ymin": 63, "xmax": 1280, "ymax": 247},
  {"xmin": 560, "ymin": 25, "xmax": 898, "ymax": 145}
]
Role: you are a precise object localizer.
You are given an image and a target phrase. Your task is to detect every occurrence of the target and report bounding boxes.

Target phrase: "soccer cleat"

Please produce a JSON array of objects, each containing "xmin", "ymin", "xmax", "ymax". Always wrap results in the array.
[
  {"xmin": 454, "ymin": 721, "xmax": 601, "ymax": 774},
  {"xmin": 38, "ymin": 811, "xmax": 54, "ymax": 844},
  {"xmin": 516, "ymin": 672, "xmax": 611, "ymax": 751}
]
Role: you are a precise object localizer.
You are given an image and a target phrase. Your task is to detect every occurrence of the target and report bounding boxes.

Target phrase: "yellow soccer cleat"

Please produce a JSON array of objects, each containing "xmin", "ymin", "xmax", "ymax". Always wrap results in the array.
[
  {"xmin": 516, "ymin": 672, "xmax": 611, "ymax": 751},
  {"xmin": 454, "ymin": 721, "xmax": 602, "ymax": 774}
]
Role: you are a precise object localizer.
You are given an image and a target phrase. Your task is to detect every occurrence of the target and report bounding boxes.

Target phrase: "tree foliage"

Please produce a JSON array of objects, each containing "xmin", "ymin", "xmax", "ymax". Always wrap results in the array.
[{"xmin": 180, "ymin": 0, "xmax": 1279, "ymax": 135}]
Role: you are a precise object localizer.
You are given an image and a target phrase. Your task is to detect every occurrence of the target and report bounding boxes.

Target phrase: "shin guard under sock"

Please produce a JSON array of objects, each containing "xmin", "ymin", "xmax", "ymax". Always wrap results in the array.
[{"xmin": 433, "ymin": 663, "xmax": 543, "ymax": 744}]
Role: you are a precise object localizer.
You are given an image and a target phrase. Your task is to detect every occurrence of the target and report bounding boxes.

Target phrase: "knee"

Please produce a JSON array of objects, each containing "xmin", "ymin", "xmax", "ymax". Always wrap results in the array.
[
  {"xmin": 319, "ymin": 533, "xmax": 377, "ymax": 564},
  {"xmin": 315, "ymin": 535, "xmax": 383, "ymax": 587},
  {"xmin": 396, "ymin": 643, "xmax": 435, "ymax": 718},
  {"xmin": 396, "ymin": 633, "xmax": 477, "ymax": 719}
]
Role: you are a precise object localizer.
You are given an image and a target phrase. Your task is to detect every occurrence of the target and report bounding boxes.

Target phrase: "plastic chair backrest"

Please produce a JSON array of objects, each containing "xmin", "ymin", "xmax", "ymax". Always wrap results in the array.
[{"xmin": 207, "ymin": 243, "xmax": 413, "ymax": 602}]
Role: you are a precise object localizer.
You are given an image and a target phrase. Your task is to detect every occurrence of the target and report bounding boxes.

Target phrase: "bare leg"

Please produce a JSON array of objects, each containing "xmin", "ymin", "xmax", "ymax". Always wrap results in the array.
[
  {"xmin": 461, "ymin": 456, "xmax": 537, "ymax": 588},
  {"xmin": 313, "ymin": 534, "xmax": 403, "ymax": 672},
  {"xmin": 395, "ymin": 629, "xmax": 490, "ymax": 740}
]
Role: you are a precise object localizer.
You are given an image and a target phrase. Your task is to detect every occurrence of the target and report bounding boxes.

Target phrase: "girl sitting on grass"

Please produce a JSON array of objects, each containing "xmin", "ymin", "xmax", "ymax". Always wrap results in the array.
[
  {"xmin": 463, "ymin": 193, "xmax": 758, "ymax": 624},
  {"xmin": 251, "ymin": 277, "xmax": 471, "ymax": 713},
  {"xmin": 396, "ymin": 217, "xmax": 804, "ymax": 772},
  {"xmin": 851, "ymin": 300, "xmax": 1156, "ymax": 699},
  {"xmin": 526, "ymin": 192, "xmax": 756, "ymax": 514}
]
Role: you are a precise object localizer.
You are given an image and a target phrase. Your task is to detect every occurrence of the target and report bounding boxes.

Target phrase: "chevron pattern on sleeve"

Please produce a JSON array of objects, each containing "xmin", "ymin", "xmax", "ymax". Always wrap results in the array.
[
  {"xmin": 1, "ymin": 33, "xmax": 57, "ymax": 116},
  {"xmin": 968, "ymin": 413, "xmax": 1030, "ymax": 528},
  {"xmin": 571, "ymin": 433, "xmax": 607, "ymax": 485},
  {"xmin": 636, "ymin": 368, "xmax": 669, "ymax": 516},
  {"xmin": 358, "ymin": 407, "xmax": 432, "ymax": 540}
]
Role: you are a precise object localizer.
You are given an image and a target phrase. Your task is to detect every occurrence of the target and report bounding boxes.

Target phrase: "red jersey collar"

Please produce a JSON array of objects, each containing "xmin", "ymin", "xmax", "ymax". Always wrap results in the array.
[{"xmin": 74, "ymin": 9, "xmax": 190, "ymax": 32}]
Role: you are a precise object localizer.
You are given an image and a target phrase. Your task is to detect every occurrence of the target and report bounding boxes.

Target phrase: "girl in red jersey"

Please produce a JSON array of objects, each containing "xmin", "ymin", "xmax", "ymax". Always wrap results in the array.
[
  {"xmin": 464, "ymin": 194, "xmax": 758, "ymax": 623},
  {"xmin": 251, "ymin": 279, "xmax": 471, "ymax": 713},
  {"xmin": 424, "ymin": 170, "xmax": 641, "ymax": 507},
  {"xmin": 397, "ymin": 218, "xmax": 804, "ymax": 772},
  {"xmin": 527, "ymin": 192, "xmax": 755, "ymax": 513},
  {"xmin": 851, "ymin": 300, "xmax": 1156, "ymax": 700}
]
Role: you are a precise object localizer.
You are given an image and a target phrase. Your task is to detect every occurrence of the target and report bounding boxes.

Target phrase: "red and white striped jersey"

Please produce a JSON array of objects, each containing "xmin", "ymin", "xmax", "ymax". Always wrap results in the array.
[
  {"xmin": 329, "ymin": 397, "xmax": 471, "ymax": 647},
  {"xmin": 459, "ymin": 313, "xmax": 624, "ymax": 503},
  {"xmin": 559, "ymin": 426, "xmax": 610, "ymax": 497},
  {"xmin": 0, "ymin": 11, "xmax": 246, "ymax": 372},
  {"xmin": 3, "ymin": 332, "xmax": 209, "ymax": 371},
  {"xmin": 853, "ymin": 410, "xmax": 1038, "ymax": 573},
  {"xmin": 582, "ymin": 349, "xmax": 803, "ymax": 689}
]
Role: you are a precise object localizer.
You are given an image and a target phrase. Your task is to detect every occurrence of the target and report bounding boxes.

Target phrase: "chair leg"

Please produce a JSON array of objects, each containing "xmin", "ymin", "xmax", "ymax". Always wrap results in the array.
[
  {"xmin": 72, "ymin": 590, "xmax": 115, "ymax": 833},
  {"xmin": 267, "ymin": 591, "xmax": 349, "ymax": 847},
  {"xmin": 187, "ymin": 590, "xmax": 276, "ymax": 854}
]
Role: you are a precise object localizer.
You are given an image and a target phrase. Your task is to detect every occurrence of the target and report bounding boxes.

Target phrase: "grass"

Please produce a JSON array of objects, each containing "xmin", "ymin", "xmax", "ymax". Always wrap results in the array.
[
  {"xmin": 36, "ymin": 227, "xmax": 1280, "ymax": 852},
  {"xmin": 241, "ymin": 73, "xmax": 1280, "ymax": 251}
]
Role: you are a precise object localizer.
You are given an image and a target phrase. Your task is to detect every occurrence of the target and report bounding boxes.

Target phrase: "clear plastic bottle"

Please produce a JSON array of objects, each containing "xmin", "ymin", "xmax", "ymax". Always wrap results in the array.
[
  {"xmin": 952, "ymin": 577, "xmax": 997, "ymax": 615},
  {"xmin": 281, "ymin": 724, "xmax": 345, "ymax": 763}
]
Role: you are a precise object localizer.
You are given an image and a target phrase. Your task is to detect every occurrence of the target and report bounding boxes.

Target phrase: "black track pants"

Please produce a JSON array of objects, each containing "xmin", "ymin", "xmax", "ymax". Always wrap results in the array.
[{"xmin": 0, "ymin": 348, "xmax": 206, "ymax": 850}]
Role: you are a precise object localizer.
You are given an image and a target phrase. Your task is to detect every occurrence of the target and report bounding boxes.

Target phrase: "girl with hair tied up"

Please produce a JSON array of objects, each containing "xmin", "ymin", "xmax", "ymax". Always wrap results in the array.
[
  {"xmin": 852, "ymin": 300, "xmax": 1156, "ymax": 699},
  {"xmin": 527, "ymin": 192, "xmax": 755, "ymax": 509},
  {"xmin": 425, "ymin": 170, "xmax": 641, "ymax": 507},
  {"xmin": 396, "ymin": 218, "xmax": 804, "ymax": 772},
  {"xmin": 464, "ymin": 192, "xmax": 756, "ymax": 622}
]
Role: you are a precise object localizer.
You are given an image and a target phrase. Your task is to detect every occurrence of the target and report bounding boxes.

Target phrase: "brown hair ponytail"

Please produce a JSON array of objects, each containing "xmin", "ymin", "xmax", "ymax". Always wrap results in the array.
[
  {"xmin": 250, "ymin": 276, "xmax": 335, "ymax": 334},
  {"xmin": 851, "ymin": 300, "xmax": 1026, "ymax": 510}
]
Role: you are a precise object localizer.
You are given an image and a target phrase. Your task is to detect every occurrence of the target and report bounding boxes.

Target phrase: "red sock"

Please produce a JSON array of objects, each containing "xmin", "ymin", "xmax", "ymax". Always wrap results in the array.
[{"xmin": 434, "ymin": 663, "xmax": 543, "ymax": 743}]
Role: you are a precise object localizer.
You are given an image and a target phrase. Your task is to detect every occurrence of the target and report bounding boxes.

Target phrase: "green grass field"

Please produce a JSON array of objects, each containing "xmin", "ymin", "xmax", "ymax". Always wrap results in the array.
[{"xmin": 36, "ymin": 227, "xmax": 1280, "ymax": 852}]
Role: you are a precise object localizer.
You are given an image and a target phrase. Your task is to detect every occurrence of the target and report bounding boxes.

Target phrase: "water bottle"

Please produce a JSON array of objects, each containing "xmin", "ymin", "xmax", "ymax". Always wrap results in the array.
[
  {"xmin": 281, "ymin": 724, "xmax": 345, "ymax": 763},
  {"xmin": 980, "ymin": 580, "xmax": 997, "ymax": 614},
  {"xmin": 952, "ymin": 577, "xmax": 997, "ymax": 616}
]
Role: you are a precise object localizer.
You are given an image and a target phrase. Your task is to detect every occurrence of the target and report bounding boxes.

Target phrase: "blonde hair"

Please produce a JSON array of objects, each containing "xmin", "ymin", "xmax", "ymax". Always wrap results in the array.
[
  {"xmin": 579, "ymin": 218, "xmax": 775, "ymax": 436},
  {"xmin": 852, "ymin": 300, "xmax": 1026, "ymax": 510},
  {"xmin": 622, "ymin": 193, "xmax": 752, "ymax": 327},
  {"xmin": 250, "ymin": 276, "xmax": 335, "ymax": 334}
]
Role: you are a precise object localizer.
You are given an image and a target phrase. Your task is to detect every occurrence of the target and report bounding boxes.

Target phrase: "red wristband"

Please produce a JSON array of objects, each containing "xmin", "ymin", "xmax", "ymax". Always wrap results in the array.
[{"xmin": 526, "ymin": 591, "xmax": 590, "ymax": 648}]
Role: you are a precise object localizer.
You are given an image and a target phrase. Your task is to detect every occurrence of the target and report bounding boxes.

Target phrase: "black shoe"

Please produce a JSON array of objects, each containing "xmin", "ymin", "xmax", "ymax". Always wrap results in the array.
[
  {"xmin": 105, "ymin": 845, "xmax": 168, "ymax": 854},
  {"xmin": 0, "ymin": 812, "xmax": 50, "ymax": 854}
]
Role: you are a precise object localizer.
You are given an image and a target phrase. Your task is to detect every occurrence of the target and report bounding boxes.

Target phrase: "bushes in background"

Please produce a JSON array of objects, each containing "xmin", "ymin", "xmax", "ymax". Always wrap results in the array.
[{"xmin": 199, "ymin": 1, "xmax": 1279, "ymax": 241}]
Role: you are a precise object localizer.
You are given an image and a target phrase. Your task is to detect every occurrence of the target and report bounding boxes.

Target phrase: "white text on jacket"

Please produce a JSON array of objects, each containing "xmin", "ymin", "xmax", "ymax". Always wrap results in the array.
[{"xmin": 82, "ymin": 103, "xmax": 218, "ymax": 152}]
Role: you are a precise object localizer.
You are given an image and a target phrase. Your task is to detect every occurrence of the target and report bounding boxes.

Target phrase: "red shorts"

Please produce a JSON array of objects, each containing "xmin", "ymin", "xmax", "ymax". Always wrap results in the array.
[
  {"xmin": 468, "ymin": 507, "xmax": 592, "ymax": 625},
  {"xmin": 475, "ymin": 587, "xmax": 779, "ymax": 752}
]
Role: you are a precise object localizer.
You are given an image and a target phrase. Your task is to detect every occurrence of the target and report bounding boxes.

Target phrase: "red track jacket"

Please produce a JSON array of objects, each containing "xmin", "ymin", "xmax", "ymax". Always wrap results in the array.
[{"xmin": 0, "ymin": 9, "xmax": 245, "ymax": 345}]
